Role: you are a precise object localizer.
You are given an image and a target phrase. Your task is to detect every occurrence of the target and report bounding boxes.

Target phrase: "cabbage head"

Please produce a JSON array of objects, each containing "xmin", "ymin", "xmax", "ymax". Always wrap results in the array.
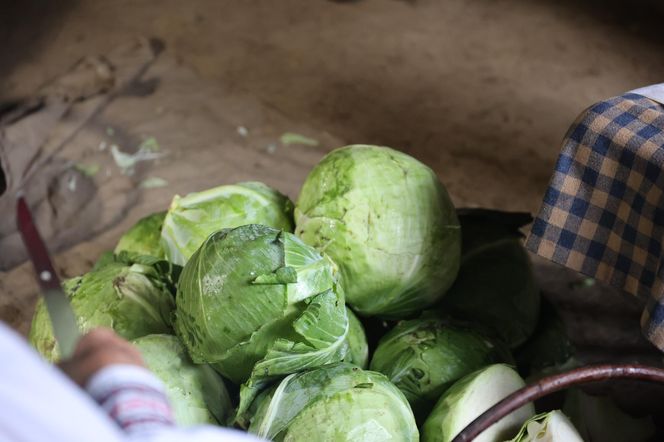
[
  {"xmin": 242, "ymin": 363, "xmax": 418, "ymax": 442},
  {"xmin": 440, "ymin": 209, "xmax": 540, "ymax": 348},
  {"xmin": 133, "ymin": 334, "xmax": 232, "ymax": 426},
  {"xmin": 515, "ymin": 300, "xmax": 575, "ymax": 379},
  {"xmin": 370, "ymin": 317, "xmax": 512, "ymax": 422},
  {"xmin": 509, "ymin": 410, "xmax": 582, "ymax": 442},
  {"xmin": 342, "ymin": 307, "xmax": 369, "ymax": 369},
  {"xmin": 295, "ymin": 145, "xmax": 461, "ymax": 318},
  {"xmin": 161, "ymin": 182, "xmax": 294, "ymax": 265},
  {"xmin": 422, "ymin": 364, "xmax": 534, "ymax": 442},
  {"xmin": 29, "ymin": 257, "xmax": 175, "ymax": 361},
  {"xmin": 563, "ymin": 389, "xmax": 656, "ymax": 442},
  {"xmin": 175, "ymin": 224, "xmax": 349, "ymax": 394},
  {"xmin": 114, "ymin": 211, "xmax": 166, "ymax": 257}
]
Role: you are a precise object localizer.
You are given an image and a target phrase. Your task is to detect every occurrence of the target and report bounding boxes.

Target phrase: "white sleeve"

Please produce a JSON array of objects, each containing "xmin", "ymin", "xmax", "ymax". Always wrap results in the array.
[
  {"xmin": 86, "ymin": 366, "xmax": 265, "ymax": 442},
  {"xmin": 0, "ymin": 322, "xmax": 125, "ymax": 442},
  {"xmin": 0, "ymin": 322, "xmax": 264, "ymax": 442},
  {"xmin": 128, "ymin": 427, "xmax": 266, "ymax": 442},
  {"xmin": 86, "ymin": 364, "xmax": 177, "ymax": 435}
]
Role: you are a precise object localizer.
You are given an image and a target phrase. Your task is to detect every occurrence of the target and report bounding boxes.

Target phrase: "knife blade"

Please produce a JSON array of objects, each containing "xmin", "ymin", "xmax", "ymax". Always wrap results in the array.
[{"xmin": 16, "ymin": 195, "xmax": 80, "ymax": 358}]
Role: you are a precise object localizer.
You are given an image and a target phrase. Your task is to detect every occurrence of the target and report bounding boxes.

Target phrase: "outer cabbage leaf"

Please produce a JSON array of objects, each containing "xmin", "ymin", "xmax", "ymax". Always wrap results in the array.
[
  {"xmin": 175, "ymin": 225, "xmax": 348, "ymax": 399},
  {"xmin": 237, "ymin": 287, "xmax": 349, "ymax": 416},
  {"xmin": 29, "ymin": 260, "xmax": 175, "ymax": 361},
  {"xmin": 114, "ymin": 211, "xmax": 166, "ymax": 257},
  {"xmin": 342, "ymin": 307, "xmax": 369, "ymax": 369},
  {"xmin": 161, "ymin": 182, "xmax": 294, "ymax": 265}
]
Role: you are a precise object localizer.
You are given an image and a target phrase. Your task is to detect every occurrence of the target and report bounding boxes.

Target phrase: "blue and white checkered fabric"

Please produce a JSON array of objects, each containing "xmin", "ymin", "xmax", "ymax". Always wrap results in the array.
[{"xmin": 526, "ymin": 92, "xmax": 664, "ymax": 350}]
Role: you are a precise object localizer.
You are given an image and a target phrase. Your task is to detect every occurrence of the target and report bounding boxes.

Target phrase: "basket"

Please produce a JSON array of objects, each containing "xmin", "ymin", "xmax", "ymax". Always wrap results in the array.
[{"xmin": 452, "ymin": 364, "xmax": 664, "ymax": 441}]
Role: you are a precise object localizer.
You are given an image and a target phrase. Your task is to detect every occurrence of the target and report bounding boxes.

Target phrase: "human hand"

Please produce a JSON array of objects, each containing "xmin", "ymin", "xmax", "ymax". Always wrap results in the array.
[{"xmin": 58, "ymin": 328, "xmax": 145, "ymax": 387}]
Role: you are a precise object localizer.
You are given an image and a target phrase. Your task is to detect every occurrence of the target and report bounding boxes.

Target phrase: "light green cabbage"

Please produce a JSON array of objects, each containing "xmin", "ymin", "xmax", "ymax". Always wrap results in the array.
[
  {"xmin": 370, "ymin": 317, "xmax": 512, "ymax": 422},
  {"xmin": 563, "ymin": 389, "xmax": 655, "ymax": 442},
  {"xmin": 29, "ymin": 257, "xmax": 176, "ymax": 361},
  {"xmin": 342, "ymin": 307, "xmax": 369, "ymax": 369},
  {"xmin": 422, "ymin": 364, "xmax": 534, "ymax": 442},
  {"xmin": 175, "ymin": 224, "xmax": 349, "ymax": 397},
  {"xmin": 242, "ymin": 363, "xmax": 418, "ymax": 441},
  {"xmin": 161, "ymin": 182, "xmax": 294, "ymax": 265},
  {"xmin": 295, "ymin": 145, "xmax": 461, "ymax": 318},
  {"xmin": 440, "ymin": 209, "xmax": 540, "ymax": 348},
  {"xmin": 133, "ymin": 334, "xmax": 232, "ymax": 426},
  {"xmin": 114, "ymin": 211, "xmax": 166, "ymax": 257},
  {"xmin": 508, "ymin": 410, "xmax": 582, "ymax": 442}
]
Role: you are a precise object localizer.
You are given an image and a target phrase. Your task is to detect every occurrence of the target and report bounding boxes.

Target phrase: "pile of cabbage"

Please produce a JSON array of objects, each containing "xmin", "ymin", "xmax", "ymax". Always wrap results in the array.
[{"xmin": 29, "ymin": 145, "xmax": 647, "ymax": 441}]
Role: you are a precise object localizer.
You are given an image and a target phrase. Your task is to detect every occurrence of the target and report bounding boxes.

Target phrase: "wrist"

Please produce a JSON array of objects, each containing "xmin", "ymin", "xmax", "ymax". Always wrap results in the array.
[
  {"xmin": 86, "ymin": 364, "xmax": 175, "ymax": 434},
  {"xmin": 86, "ymin": 364, "xmax": 165, "ymax": 394}
]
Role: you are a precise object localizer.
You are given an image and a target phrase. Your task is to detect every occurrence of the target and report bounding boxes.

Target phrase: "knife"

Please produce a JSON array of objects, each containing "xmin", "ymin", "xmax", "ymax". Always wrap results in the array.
[{"xmin": 16, "ymin": 195, "xmax": 80, "ymax": 358}]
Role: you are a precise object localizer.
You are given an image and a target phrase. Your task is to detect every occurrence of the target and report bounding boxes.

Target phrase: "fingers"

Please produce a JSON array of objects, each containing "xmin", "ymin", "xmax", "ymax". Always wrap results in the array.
[
  {"xmin": 58, "ymin": 328, "xmax": 145, "ymax": 387},
  {"xmin": 71, "ymin": 328, "xmax": 117, "ymax": 359}
]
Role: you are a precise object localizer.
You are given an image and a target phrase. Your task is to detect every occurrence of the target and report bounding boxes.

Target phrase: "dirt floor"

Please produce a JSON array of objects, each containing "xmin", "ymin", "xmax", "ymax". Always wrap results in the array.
[
  {"xmin": 2, "ymin": 0, "xmax": 664, "ymax": 416},
  {"xmin": 3, "ymin": 0, "xmax": 664, "ymax": 212}
]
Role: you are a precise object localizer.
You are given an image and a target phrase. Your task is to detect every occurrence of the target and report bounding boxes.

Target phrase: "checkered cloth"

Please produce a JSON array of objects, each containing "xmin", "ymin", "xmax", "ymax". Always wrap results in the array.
[{"xmin": 526, "ymin": 90, "xmax": 664, "ymax": 350}]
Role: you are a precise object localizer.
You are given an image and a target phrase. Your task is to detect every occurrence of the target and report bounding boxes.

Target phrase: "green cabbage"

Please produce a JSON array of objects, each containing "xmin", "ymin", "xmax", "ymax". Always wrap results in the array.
[
  {"xmin": 370, "ymin": 317, "xmax": 512, "ymax": 422},
  {"xmin": 422, "ymin": 364, "xmax": 534, "ymax": 442},
  {"xmin": 114, "ymin": 211, "xmax": 166, "ymax": 257},
  {"xmin": 133, "ymin": 334, "xmax": 232, "ymax": 426},
  {"xmin": 161, "ymin": 182, "xmax": 294, "ymax": 265},
  {"xmin": 175, "ymin": 224, "xmax": 349, "ymax": 396},
  {"xmin": 242, "ymin": 363, "xmax": 418, "ymax": 441},
  {"xmin": 515, "ymin": 300, "xmax": 575, "ymax": 379},
  {"xmin": 508, "ymin": 410, "xmax": 582, "ymax": 442},
  {"xmin": 29, "ymin": 258, "xmax": 175, "ymax": 361},
  {"xmin": 563, "ymin": 389, "xmax": 656, "ymax": 442},
  {"xmin": 295, "ymin": 145, "xmax": 461, "ymax": 318},
  {"xmin": 440, "ymin": 209, "xmax": 540, "ymax": 348},
  {"xmin": 91, "ymin": 250, "xmax": 118, "ymax": 271},
  {"xmin": 342, "ymin": 307, "xmax": 369, "ymax": 369}
]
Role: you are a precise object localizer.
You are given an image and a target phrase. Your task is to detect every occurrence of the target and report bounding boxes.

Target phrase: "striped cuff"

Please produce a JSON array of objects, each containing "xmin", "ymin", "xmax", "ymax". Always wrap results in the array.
[{"xmin": 86, "ymin": 364, "xmax": 175, "ymax": 434}]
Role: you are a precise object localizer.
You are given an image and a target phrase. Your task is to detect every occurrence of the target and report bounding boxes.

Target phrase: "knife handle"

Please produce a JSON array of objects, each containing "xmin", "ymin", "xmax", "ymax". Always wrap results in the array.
[{"xmin": 16, "ymin": 197, "xmax": 60, "ymax": 290}]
